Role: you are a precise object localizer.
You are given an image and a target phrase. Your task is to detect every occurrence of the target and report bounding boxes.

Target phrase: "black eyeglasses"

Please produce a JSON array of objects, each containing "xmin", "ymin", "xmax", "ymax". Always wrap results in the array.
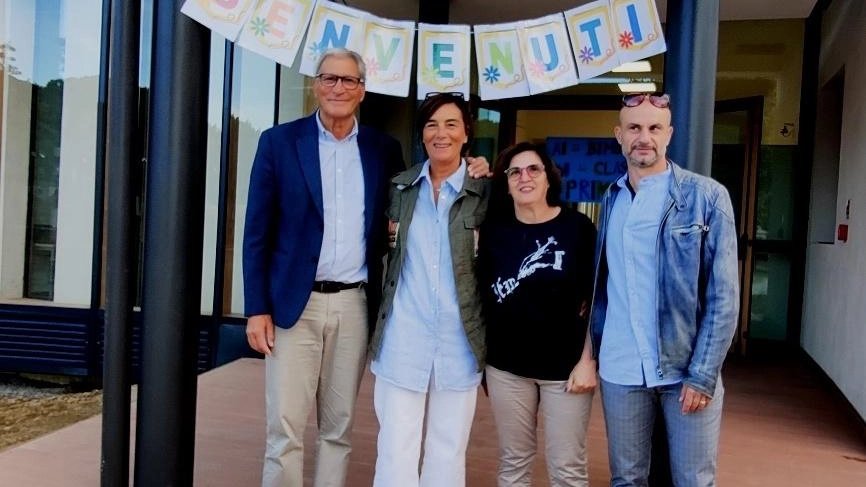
[
  {"xmin": 424, "ymin": 91, "xmax": 465, "ymax": 100},
  {"xmin": 504, "ymin": 164, "xmax": 545, "ymax": 180},
  {"xmin": 622, "ymin": 92, "xmax": 671, "ymax": 109},
  {"xmin": 315, "ymin": 73, "xmax": 364, "ymax": 90}
]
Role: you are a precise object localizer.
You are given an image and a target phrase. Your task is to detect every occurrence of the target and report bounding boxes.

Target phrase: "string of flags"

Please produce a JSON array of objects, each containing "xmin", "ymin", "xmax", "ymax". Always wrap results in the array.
[{"xmin": 181, "ymin": 0, "xmax": 666, "ymax": 100}]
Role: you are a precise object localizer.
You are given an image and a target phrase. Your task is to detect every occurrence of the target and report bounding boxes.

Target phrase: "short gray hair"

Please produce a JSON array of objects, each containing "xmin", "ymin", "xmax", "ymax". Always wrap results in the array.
[{"xmin": 314, "ymin": 48, "xmax": 366, "ymax": 80}]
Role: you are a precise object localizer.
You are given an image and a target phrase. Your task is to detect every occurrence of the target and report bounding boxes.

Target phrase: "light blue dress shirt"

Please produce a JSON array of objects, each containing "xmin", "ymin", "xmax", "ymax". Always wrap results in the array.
[
  {"xmin": 314, "ymin": 111, "xmax": 366, "ymax": 283},
  {"xmin": 599, "ymin": 166, "xmax": 683, "ymax": 387},
  {"xmin": 371, "ymin": 160, "xmax": 482, "ymax": 393}
]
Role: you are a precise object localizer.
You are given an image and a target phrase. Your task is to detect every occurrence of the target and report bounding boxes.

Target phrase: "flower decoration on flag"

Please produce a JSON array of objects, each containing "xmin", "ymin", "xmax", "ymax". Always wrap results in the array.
[
  {"xmin": 307, "ymin": 41, "xmax": 326, "ymax": 61},
  {"xmin": 365, "ymin": 57, "xmax": 381, "ymax": 77},
  {"xmin": 578, "ymin": 46, "xmax": 595, "ymax": 64},
  {"xmin": 420, "ymin": 65, "xmax": 442, "ymax": 84},
  {"xmin": 249, "ymin": 17, "xmax": 269, "ymax": 37},
  {"xmin": 483, "ymin": 65, "xmax": 500, "ymax": 84},
  {"xmin": 618, "ymin": 31, "xmax": 635, "ymax": 48},
  {"xmin": 528, "ymin": 60, "xmax": 546, "ymax": 77}
]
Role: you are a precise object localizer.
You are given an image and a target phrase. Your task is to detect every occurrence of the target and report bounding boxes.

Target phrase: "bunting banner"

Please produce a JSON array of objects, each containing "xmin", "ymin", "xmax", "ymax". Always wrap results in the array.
[
  {"xmin": 363, "ymin": 16, "xmax": 416, "ymax": 97},
  {"xmin": 416, "ymin": 23, "xmax": 471, "ymax": 100},
  {"xmin": 611, "ymin": 0, "xmax": 667, "ymax": 64},
  {"xmin": 518, "ymin": 13, "xmax": 580, "ymax": 95},
  {"xmin": 181, "ymin": 0, "xmax": 257, "ymax": 41},
  {"xmin": 299, "ymin": 0, "xmax": 367, "ymax": 77},
  {"xmin": 181, "ymin": 0, "xmax": 668, "ymax": 100},
  {"xmin": 235, "ymin": 0, "xmax": 316, "ymax": 67},
  {"xmin": 474, "ymin": 22, "xmax": 530, "ymax": 101},
  {"xmin": 565, "ymin": 1, "xmax": 620, "ymax": 81}
]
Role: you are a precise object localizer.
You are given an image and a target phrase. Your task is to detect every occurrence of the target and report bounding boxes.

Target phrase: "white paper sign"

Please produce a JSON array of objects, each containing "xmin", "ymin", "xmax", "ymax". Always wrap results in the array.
[
  {"xmin": 518, "ymin": 13, "xmax": 580, "ymax": 95},
  {"xmin": 181, "ymin": 0, "xmax": 257, "ymax": 41},
  {"xmin": 474, "ymin": 22, "xmax": 530, "ymax": 100},
  {"xmin": 611, "ymin": 0, "xmax": 667, "ymax": 65},
  {"xmin": 565, "ymin": 0, "xmax": 620, "ymax": 81},
  {"xmin": 235, "ymin": 0, "xmax": 316, "ymax": 67},
  {"xmin": 362, "ymin": 16, "xmax": 416, "ymax": 97},
  {"xmin": 416, "ymin": 23, "xmax": 471, "ymax": 100},
  {"xmin": 299, "ymin": 1, "xmax": 368, "ymax": 76}
]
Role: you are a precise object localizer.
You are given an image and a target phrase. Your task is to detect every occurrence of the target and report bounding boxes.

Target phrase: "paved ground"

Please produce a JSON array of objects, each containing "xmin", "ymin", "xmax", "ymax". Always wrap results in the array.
[{"xmin": 1, "ymin": 357, "xmax": 865, "ymax": 486}]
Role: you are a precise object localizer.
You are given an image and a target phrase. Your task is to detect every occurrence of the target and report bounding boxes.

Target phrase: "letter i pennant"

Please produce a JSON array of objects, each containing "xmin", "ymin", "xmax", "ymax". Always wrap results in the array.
[{"xmin": 611, "ymin": 0, "xmax": 666, "ymax": 64}]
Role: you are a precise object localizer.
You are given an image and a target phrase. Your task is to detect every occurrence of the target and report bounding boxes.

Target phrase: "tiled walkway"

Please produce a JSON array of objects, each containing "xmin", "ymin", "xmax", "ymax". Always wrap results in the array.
[{"xmin": 1, "ymin": 355, "xmax": 864, "ymax": 486}]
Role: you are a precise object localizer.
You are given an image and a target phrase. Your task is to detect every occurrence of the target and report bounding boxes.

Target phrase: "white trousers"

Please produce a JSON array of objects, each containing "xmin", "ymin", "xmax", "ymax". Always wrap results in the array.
[{"xmin": 372, "ymin": 377, "xmax": 478, "ymax": 487}]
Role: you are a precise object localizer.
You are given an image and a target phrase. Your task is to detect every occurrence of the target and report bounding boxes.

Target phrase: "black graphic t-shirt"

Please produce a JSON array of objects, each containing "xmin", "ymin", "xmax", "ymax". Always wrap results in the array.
[{"xmin": 478, "ymin": 207, "xmax": 597, "ymax": 381}]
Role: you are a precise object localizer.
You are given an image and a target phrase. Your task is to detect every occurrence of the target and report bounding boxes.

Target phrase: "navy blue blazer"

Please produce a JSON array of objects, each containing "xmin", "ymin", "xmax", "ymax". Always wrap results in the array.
[{"xmin": 242, "ymin": 114, "xmax": 404, "ymax": 329}]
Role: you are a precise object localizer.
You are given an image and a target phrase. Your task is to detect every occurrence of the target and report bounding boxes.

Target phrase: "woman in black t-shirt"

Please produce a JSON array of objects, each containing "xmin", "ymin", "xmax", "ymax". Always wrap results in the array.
[{"xmin": 478, "ymin": 142, "xmax": 598, "ymax": 487}]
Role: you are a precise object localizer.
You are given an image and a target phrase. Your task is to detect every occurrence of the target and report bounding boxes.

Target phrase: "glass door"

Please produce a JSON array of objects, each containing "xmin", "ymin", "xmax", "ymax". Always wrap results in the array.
[{"xmin": 712, "ymin": 97, "xmax": 763, "ymax": 354}]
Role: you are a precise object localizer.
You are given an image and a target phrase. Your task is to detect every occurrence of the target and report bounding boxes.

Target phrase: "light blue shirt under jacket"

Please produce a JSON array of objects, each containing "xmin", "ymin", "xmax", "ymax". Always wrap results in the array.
[
  {"xmin": 371, "ymin": 160, "xmax": 483, "ymax": 393},
  {"xmin": 314, "ymin": 111, "xmax": 366, "ymax": 283},
  {"xmin": 599, "ymin": 166, "xmax": 683, "ymax": 387}
]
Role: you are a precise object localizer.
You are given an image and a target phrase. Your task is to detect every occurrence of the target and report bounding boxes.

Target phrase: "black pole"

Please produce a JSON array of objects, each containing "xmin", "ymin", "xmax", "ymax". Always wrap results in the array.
[
  {"xmin": 100, "ymin": 0, "xmax": 140, "ymax": 485},
  {"xmin": 650, "ymin": 2, "xmax": 720, "ymax": 484},
  {"xmin": 663, "ymin": 0, "xmax": 720, "ymax": 176},
  {"xmin": 133, "ymin": 0, "xmax": 210, "ymax": 485}
]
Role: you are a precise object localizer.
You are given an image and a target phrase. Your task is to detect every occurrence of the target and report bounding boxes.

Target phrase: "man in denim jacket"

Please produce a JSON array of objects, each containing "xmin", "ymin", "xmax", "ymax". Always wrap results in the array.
[{"xmin": 590, "ymin": 93, "xmax": 739, "ymax": 486}]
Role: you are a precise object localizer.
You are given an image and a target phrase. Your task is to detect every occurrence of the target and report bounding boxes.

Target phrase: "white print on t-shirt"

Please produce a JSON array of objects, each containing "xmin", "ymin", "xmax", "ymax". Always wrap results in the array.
[{"xmin": 492, "ymin": 236, "xmax": 565, "ymax": 303}]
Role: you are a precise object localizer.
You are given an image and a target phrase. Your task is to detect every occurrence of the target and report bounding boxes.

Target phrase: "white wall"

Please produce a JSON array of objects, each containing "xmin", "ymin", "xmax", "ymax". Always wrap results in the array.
[
  {"xmin": 0, "ymin": 2, "xmax": 33, "ymax": 299},
  {"xmin": 802, "ymin": 0, "xmax": 866, "ymax": 419},
  {"xmin": 52, "ymin": 0, "xmax": 103, "ymax": 305},
  {"xmin": 200, "ymin": 33, "xmax": 226, "ymax": 314}
]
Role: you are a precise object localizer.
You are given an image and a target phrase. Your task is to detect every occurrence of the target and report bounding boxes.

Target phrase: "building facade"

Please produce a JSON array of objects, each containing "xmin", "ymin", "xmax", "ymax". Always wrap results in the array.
[{"xmin": 1, "ymin": 0, "xmax": 864, "ymax": 422}]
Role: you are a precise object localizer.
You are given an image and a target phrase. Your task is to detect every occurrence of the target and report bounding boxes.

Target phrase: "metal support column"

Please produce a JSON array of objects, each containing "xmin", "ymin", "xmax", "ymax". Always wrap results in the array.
[
  {"xmin": 132, "ymin": 0, "xmax": 211, "ymax": 485},
  {"xmin": 101, "ymin": 0, "xmax": 140, "ymax": 484},
  {"xmin": 663, "ymin": 0, "xmax": 720, "ymax": 176}
]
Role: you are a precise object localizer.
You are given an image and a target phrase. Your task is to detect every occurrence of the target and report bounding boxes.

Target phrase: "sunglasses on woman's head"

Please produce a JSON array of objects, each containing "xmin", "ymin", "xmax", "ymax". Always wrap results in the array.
[
  {"xmin": 621, "ymin": 92, "xmax": 671, "ymax": 109},
  {"xmin": 425, "ymin": 91, "xmax": 465, "ymax": 100}
]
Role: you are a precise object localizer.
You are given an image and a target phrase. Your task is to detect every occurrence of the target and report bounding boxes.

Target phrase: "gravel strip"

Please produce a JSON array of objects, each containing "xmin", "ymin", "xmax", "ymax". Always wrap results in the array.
[{"xmin": 0, "ymin": 376, "xmax": 103, "ymax": 451}]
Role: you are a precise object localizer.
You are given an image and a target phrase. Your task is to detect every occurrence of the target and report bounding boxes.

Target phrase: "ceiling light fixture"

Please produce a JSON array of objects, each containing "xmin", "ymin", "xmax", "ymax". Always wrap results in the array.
[
  {"xmin": 618, "ymin": 82, "xmax": 658, "ymax": 93},
  {"xmin": 612, "ymin": 61, "xmax": 652, "ymax": 73}
]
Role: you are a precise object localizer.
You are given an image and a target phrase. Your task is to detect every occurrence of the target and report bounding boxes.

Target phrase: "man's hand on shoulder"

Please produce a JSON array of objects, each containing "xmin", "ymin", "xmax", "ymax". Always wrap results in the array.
[
  {"xmin": 466, "ymin": 156, "xmax": 493, "ymax": 179},
  {"xmin": 247, "ymin": 314, "xmax": 275, "ymax": 356}
]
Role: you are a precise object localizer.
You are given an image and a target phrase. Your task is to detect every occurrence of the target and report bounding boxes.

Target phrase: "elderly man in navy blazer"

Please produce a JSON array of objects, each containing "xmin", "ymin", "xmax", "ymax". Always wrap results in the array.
[{"xmin": 242, "ymin": 48, "xmax": 404, "ymax": 487}]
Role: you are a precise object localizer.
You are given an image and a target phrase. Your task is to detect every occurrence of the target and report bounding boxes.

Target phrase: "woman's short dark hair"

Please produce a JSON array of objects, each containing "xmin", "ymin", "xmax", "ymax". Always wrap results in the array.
[
  {"xmin": 490, "ymin": 142, "xmax": 563, "ymax": 218},
  {"xmin": 416, "ymin": 93, "xmax": 474, "ymax": 157}
]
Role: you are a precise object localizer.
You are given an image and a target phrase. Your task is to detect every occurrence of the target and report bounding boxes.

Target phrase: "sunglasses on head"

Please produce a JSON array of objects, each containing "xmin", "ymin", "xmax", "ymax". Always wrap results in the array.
[
  {"xmin": 622, "ymin": 92, "xmax": 671, "ymax": 109},
  {"xmin": 425, "ymin": 91, "xmax": 465, "ymax": 100}
]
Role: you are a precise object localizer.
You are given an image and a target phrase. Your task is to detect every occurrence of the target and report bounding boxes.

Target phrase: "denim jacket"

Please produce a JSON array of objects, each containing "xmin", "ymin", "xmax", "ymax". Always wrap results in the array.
[
  {"xmin": 589, "ymin": 162, "xmax": 740, "ymax": 397},
  {"xmin": 369, "ymin": 162, "xmax": 489, "ymax": 371}
]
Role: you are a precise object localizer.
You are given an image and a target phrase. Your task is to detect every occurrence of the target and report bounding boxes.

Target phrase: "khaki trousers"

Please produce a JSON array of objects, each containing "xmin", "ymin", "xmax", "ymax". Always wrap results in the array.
[
  {"xmin": 486, "ymin": 365, "xmax": 594, "ymax": 487},
  {"xmin": 262, "ymin": 288, "xmax": 368, "ymax": 487}
]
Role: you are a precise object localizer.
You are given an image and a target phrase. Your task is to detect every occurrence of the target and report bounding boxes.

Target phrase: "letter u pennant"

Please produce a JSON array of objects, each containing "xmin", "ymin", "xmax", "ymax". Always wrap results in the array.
[{"xmin": 517, "ymin": 13, "xmax": 579, "ymax": 95}]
